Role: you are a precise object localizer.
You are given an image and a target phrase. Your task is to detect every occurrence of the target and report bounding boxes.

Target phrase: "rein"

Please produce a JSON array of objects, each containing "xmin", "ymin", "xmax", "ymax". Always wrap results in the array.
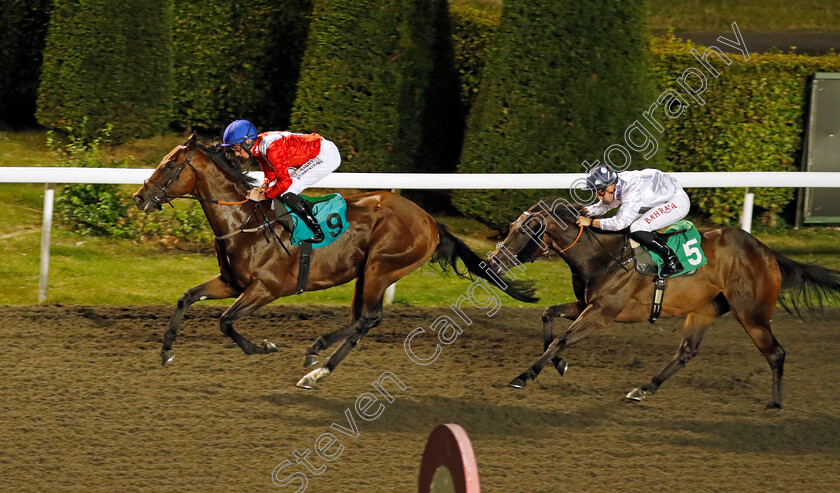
[
  {"xmin": 584, "ymin": 227, "xmax": 630, "ymax": 273},
  {"xmin": 144, "ymin": 147, "xmax": 288, "ymax": 244},
  {"xmin": 554, "ymin": 225, "xmax": 584, "ymax": 253},
  {"xmin": 214, "ymin": 206, "xmax": 292, "ymax": 241}
]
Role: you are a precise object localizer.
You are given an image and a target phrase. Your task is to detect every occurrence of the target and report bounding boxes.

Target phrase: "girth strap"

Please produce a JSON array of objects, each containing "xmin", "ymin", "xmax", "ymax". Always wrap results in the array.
[
  {"xmin": 296, "ymin": 241, "xmax": 313, "ymax": 295},
  {"xmin": 649, "ymin": 276, "xmax": 666, "ymax": 323}
]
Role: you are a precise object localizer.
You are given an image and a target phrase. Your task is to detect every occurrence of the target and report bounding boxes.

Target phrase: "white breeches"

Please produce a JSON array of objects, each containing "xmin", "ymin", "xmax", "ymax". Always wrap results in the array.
[
  {"xmin": 628, "ymin": 190, "xmax": 690, "ymax": 233},
  {"xmin": 286, "ymin": 139, "xmax": 341, "ymax": 195}
]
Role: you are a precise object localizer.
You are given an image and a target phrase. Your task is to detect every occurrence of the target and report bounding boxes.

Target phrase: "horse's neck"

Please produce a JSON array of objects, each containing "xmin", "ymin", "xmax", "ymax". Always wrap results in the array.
[
  {"xmin": 563, "ymin": 230, "xmax": 626, "ymax": 276},
  {"xmin": 193, "ymin": 165, "xmax": 253, "ymax": 237}
]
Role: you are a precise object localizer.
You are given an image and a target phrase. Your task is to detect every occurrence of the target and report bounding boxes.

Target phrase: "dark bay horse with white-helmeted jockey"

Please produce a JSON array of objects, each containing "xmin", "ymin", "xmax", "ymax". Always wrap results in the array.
[
  {"xmin": 488, "ymin": 199, "xmax": 840, "ymax": 409},
  {"xmin": 133, "ymin": 135, "xmax": 537, "ymax": 388}
]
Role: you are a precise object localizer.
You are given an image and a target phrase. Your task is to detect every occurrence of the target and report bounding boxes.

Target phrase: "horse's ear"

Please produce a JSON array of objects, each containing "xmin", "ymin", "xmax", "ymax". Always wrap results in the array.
[{"xmin": 185, "ymin": 133, "xmax": 197, "ymax": 150}]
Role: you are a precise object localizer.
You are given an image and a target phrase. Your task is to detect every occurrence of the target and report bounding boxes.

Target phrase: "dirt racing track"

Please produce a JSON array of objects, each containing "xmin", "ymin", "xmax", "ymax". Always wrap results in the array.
[{"xmin": 1, "ymin": 304, "xmax": 838, "ymax": 492}]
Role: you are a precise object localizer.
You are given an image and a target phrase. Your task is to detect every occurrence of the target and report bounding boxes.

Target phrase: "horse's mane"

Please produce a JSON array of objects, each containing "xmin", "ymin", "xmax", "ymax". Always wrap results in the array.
[
  {"xmin": 192, "ymin": 136, "xmax": 258, "ymax": 188},
  {"xmin": 527, "ymin": 200, "xmax": 582, "ymax": 220},
  {"xmin": 527, "ymin": 199, "xmax": 625, "ymax": 236}
]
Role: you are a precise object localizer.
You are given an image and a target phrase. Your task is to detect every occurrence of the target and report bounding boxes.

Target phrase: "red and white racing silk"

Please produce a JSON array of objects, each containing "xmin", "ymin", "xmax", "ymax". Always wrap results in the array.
[
  {"xmin": 585, "ymin": 169, "xmax": 690, "ymax": 233},
  {"xmin": 252, "ymin": 131, "xmax": 323, "ymax": 199}
]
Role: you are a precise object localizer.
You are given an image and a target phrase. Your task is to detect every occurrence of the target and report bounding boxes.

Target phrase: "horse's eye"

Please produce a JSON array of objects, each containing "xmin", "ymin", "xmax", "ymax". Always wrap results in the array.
[{"xmin": 165, "ymin": 163, "xmax": 174, "ymax": 169}]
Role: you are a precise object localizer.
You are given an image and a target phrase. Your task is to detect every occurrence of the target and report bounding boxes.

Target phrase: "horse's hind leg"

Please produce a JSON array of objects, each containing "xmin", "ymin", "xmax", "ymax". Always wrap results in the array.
[
  {"xmin": 730, "ymin": 311, "xmax": 786, "ymax": 409},
  {"xmin": 162, "ymin": 275, "xmax": 241, "ymax": 366},
  {"xmin": 297, "ymin": 292, "xmax": 383, "ymax": 389},
  {"xmin": 297, "ymin": 246, "xmax": 431, "ymax": 388},
  {"xmin": 626, "ymin": 301, "xmax": 719, "ymax": 401},
  {"xmin": 725, "ymin": 266, "xmax": 785, "ymax": 409},
  {"xmin": 303, "ymin": 275, "xmax": 368, "ymax": 367},
  {"xmin": 219, "ymin": 281, "xmax": 280, "ymax": 355}
]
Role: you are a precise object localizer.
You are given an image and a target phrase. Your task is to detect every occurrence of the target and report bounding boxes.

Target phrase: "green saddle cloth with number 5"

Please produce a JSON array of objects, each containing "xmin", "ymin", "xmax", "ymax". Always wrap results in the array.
[
  {"xmin": 280, "ymin": 193, "xmax": 348, "ymax": 249},
  {"xmin": 635, "ymin": 220, "xmax": 707, "ymax": 277}
]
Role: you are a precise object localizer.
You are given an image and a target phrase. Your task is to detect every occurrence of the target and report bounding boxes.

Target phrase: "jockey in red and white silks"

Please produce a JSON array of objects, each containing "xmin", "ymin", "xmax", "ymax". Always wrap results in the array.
[
  {"xmin": 221, "ymin": 120, "xmax": 342, "ymax": 243},
  {"xmin": 584, "ymin": 168, "xmax": 690, "ymax": 233},
  {"xmin": 251, "ymin": 131, "xmax": 341, "ymax": 200}
]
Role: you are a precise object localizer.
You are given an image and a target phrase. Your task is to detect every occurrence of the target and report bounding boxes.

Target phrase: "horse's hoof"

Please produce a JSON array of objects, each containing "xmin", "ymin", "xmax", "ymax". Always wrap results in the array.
[
  {"xmin": 296, "ymin": 367, "xmax": 331, "ymax": 389},
  {"xmin": 262, "ymin": 340, "xmax": 278, "ymax": 353},
  {"xmin": 303, "ymin": 354, "xmax": 319, "ymax": 368},
  {"xmin": 555, "ymin": 359, "xmax": 569, "ymax": 376},
  {"xmin": 508, "ymin": 377, "xmax": 527, "ymax": 389},
  {"xmin": 625, "ymin": 387, "xmax": 647, "ymax": 401},
  {"xmin": 765, "ymin": 402, "xmax": 782, "ymax": 410},
  {"xmin": 161, "ymin": 350, "xmax": 175, "ymax": 366}
]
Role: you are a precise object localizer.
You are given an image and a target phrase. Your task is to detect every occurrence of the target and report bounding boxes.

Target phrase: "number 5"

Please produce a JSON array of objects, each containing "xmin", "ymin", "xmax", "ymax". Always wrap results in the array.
[{"xmin": 682, "ymin": 238, "xmax": 702, "ymax": 266}]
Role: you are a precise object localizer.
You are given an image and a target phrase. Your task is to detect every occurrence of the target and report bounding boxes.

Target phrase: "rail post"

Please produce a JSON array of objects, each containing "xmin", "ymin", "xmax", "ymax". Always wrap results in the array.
[
  {"xmin": 740, "ymin": 187, "xmax": 755, "ymax": 233},
  {"xmin": 38, "ymin": 183, "xmax": 55, "ymax": 303},
  {"xmin": 383, "ymin": 188, "xmax": 400, "ymax": 304}
]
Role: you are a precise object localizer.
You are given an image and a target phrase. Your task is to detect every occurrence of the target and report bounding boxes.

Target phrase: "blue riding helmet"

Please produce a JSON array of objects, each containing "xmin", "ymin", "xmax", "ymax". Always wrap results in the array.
[
  {"xmin": 221, "ymin": 120, "xmax": 259, "ymax": 147},
  {"xmin": 586, "ymin": 164, "xmax": 618, "ymax": 191}
]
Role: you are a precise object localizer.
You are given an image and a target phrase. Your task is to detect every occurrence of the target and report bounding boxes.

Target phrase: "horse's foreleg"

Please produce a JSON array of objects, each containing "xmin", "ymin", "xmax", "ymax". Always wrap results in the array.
[
  {"xmin": 510, "ymin": 303, "xmax": 616, "ymax": 388},
  {"xmin": 219, "ymin": 281, "xmax": 279, "ymax": 355},
  {"xmin": 162, "ymin": 275, "xmax": 241, "ymax": 366},
  {"xmin": 541, "ymin": 302, "xmax": 584, "ymax": 376},
  {"xmin": 626, "ymin": 303, "xmax": 717, "ymax": 402}
]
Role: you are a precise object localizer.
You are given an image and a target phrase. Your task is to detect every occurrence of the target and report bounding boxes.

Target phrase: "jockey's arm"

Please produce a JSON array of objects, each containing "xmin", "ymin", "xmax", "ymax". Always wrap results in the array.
[
  {"xmin": 597, "ymin": 201, "xmax": 642, "ymax": 231},
  {"xmin": 585, "ymin": 199, "xmax": 614, "ymax": 218},
  {"xmin": 263, "ymin": 145, "xmax": 294, "ymax": 200}
]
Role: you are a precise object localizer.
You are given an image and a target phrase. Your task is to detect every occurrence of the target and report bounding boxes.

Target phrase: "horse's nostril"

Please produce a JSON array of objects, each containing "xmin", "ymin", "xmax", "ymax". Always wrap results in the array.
[{"xmin": 133, "ymin": 194, "xmax": 143, "ymax": 206}]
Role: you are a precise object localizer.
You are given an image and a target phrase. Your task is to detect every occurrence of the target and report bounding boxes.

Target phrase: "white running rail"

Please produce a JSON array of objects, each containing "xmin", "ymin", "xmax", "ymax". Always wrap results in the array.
[{"xmin": 3, "ymin": 167, "xmax": 840, "ymax": 303}]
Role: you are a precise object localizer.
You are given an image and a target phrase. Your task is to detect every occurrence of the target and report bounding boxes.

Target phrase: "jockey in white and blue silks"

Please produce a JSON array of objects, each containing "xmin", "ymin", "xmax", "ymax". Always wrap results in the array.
[{"xmin": 575, "ymin": 165, "xmax": 691, "ymax": 277}]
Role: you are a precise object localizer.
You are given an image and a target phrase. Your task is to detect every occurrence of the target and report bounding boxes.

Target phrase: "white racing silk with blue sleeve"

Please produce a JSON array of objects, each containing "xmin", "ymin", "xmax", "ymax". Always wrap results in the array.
[{"xmin": 585, "ymin": 169, "xmax": 689, "ymax": 232}]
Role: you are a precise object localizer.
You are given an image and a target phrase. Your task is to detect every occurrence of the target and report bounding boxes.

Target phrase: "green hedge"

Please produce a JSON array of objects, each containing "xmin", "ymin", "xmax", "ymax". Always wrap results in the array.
[
  {"xmin": 171, "ymin": 0, "xmax": 312, "ymax": 133},
  {"xmin": 0, "ymin": 0, "xmax": 53, "ymax": 128},
  {"xmin": 450, "ymin": 5, "xmax": 499, "ymax": 110},
  {"xmin": 290, "ymin": 0, "xmax": 456, "ymax": 172},
  {"xmin": 36, "ymin": 0, "xmax": 173, "ymax": 142},
  {"xmin": 651, "ymin": 34, "xmax": 840, "ymax": 224},
  {"xmin": 453, "ymin": 0, "xmax": 654, "ymax": 230}
]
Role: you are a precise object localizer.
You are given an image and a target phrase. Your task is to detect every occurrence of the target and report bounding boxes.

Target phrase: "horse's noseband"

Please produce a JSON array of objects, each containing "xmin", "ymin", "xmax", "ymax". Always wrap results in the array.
[{"xmin": 144, "ymin": 149, "xmax": 198, "ymax": 206}]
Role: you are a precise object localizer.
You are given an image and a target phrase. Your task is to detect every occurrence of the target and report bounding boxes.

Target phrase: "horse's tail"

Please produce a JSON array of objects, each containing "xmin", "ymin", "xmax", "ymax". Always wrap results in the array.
[
  {"xmin": 773, "ymin": 250, "xmax": 840, "ymax": 317},
  {"xmin": 430, "ymin": 222, "xmax": 539, "ymax": 303}
]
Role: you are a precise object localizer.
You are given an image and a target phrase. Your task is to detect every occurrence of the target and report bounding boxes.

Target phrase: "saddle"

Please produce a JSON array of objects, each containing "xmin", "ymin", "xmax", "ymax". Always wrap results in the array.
[
  {"xmin": 632, "ymin": 220, "xmax": 706, "ymax": 278},
  {"xmin": 632, "ymin": 220, "xmax": 707, "ymax": 323},
  {"xmin": 272, "ymin": 193, "xmax": 349, "ymax": 294},
  {"xmin": 273, "ymin": 193, "xmax": 349, "ymax": 248}
]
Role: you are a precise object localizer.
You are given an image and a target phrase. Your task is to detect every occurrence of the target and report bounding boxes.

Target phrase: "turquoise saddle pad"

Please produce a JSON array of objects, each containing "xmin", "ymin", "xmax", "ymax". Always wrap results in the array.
[
  {"xmin": 280, "ymin": 193, "xmax": 348, "ymax": 249},
  {"xmin": 645, "ymin": 220, "xmax": 708, "ymax": 276}
]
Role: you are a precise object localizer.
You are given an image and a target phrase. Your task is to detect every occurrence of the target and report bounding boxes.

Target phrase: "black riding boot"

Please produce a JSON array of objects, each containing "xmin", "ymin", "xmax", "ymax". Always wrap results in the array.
[
  {"xmin": 281, "ymin": 192, "xmax": 325, "ymax": 243},
  {"xmin": 631, "ymin": 230, "xmax": 684, "ymax": 277}
]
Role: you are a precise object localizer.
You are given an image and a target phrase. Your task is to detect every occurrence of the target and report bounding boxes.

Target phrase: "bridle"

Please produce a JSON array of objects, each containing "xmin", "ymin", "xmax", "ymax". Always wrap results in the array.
[
  {"xmin": 141, "ymin": 146, "xmax": 291, "ymax": 244},
  {"xmin": 142, "ymin": 147, "xmax": 200, "ymax": 208},
  {"xmin": 497, "ymin": 210, "xmax": 628, "ymax": 275},
  {"xmin": 142, "ymin": 147, "xmax": 248, "ymax": 208},
  {"xmin": 510, "ymin": 211, "xmax": 584, "ymax": 263}
]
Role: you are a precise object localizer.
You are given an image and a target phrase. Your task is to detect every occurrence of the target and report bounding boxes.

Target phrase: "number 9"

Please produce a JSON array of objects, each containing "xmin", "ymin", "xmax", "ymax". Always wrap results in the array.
[{"xmin": 326, "ymin": 213, "xmax": 343, "ymax": 238}]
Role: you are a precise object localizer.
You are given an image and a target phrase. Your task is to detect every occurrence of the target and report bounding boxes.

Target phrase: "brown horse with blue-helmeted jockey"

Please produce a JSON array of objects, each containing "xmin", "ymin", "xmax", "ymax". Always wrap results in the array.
[
  {"xmin": 132, "ymin": 135, "xmax": 538, "ymax": 388},
  {"xmin": 489, "ymin": 199, "xmax": 840, "ymax": 409}
]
